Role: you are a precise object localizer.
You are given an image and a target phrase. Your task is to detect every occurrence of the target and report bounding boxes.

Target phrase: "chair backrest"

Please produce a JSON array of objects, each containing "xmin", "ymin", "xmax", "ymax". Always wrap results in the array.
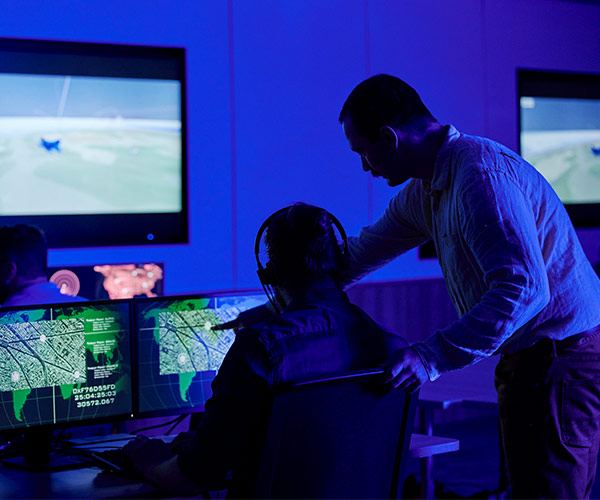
[{"xmin": 254, "ymin": 369, "xmax": 417, "ymax": 499}]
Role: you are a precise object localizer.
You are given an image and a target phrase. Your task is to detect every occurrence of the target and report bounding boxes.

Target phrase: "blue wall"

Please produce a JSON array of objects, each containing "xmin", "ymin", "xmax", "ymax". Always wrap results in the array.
[{"xmin": 1, "ymin": 0, "xmax": 599, "ymax": 293}]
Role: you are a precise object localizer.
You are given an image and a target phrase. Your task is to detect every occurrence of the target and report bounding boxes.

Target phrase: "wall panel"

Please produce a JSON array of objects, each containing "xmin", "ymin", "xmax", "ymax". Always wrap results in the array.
[
  {"xmin": 0, "ymin": 0, "xmax": 598, "ymax": 292},
  {"xmin": 232, "ymin": 0, "xmax": 370, "ymax": 288}
]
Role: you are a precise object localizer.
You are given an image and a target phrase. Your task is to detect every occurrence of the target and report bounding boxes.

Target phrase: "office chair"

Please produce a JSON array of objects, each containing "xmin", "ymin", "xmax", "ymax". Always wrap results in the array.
[{"xmin": 254, "ymin": 369, "xmax": 417, "ymax": 499}]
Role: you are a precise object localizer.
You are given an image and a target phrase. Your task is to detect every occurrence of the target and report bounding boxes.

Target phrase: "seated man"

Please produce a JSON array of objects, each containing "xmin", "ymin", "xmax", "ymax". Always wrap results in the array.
[
  {"xmin": 124, "ymin": 203, "xmax": 407, "ymax": 497},
  {"xmin": 0, "ymin": 224, "xmax": 86, "ymax": 306}
]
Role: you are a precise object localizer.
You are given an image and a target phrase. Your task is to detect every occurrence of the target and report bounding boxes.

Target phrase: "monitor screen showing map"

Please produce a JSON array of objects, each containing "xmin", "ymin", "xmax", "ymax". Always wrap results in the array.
[
  {"xmin": 518, "ymin": 69, "xmax": 600, "ymax": 227},
  {"xmin": 0, "ymin": 300, "xmax": 133, "ymax": 432},
  {"xmin": 0, "ymin": 38, "xmax": 187, "ymax": 247},
  {"xmin": 133, "ymin": 291, "xmax": 267, "ymax": 416}
]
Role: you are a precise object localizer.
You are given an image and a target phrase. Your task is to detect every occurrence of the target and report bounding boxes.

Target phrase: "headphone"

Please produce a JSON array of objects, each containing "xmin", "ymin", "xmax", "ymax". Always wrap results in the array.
[{"xmin": 254, "ymin": 205, "xmax": 348, "ymax": 313}]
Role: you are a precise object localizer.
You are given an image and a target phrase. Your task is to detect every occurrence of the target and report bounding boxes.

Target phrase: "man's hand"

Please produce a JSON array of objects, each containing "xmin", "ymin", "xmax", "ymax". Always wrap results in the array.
[
  {"xmin": 123, "ymin": 435, "xmax": 175, "ymax": 477},
  {"xmin": 383, "ymin": 347, "xmax": 429, "ymax": 393},
  {"xmin": 211, "ymin": 318, "xmax": 243, "ymax": 331}
]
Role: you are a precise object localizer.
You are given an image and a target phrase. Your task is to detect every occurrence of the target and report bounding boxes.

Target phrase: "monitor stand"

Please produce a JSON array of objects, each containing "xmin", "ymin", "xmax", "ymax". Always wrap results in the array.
[{"xmin": 1, "ymin": 428, "xmax": 90, "ymax": 471}]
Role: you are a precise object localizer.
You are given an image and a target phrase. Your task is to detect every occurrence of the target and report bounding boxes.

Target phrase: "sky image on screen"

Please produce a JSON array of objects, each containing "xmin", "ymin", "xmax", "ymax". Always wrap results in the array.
[
  {"xmin": 520, "ymin": 96, "xmax": 600, "ymax": 204},
  {"xmin": 0, "ymin": 301, "xmax": 132, "ymax": 431},
  {"xmin": 135, "ymin": 293, "xmax": 267, "ymax": 415},
  {"xmin": 0, "ymin": 73, "xmax": 182, "ymax": 216}
]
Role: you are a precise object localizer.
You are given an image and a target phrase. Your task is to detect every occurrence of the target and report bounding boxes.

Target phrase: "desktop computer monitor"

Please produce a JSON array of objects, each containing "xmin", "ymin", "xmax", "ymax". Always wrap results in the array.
[
  {"xmin": 133, "ymin": 290, "xmax": 267, "ymax": 416},
  {"xmin": 0, "ymin": 300, "xmax": 133, "ymax": 432}
]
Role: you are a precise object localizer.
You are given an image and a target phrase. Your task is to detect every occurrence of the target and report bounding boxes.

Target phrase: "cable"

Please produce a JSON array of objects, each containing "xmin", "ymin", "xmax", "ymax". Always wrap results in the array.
[{"xmin": 131, "ymin": 414, "xmax": 188, "ymax": 434}]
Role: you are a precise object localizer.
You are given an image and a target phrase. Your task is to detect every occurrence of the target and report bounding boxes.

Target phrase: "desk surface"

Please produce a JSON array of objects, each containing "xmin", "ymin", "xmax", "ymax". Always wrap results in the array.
[
  {"xmin": 0, "ymin": 431, "xmax": 459, "ymax": 499},
  {"xmin": 0, "ymin": 464, "xmax": 162, "ymax": 499}
]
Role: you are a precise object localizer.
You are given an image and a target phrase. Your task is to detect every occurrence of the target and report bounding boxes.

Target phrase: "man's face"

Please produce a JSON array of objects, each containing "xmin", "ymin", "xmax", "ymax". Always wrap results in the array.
[{"xmin": 342, "ymin": 116, "xmax": 408, "ymax": 187}]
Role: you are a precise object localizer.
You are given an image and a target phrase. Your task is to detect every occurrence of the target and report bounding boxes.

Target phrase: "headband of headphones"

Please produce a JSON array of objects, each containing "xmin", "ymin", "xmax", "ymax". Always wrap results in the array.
[{"xmin": 254, "ymin": 205, "xmax": 348, "ymax": 312}]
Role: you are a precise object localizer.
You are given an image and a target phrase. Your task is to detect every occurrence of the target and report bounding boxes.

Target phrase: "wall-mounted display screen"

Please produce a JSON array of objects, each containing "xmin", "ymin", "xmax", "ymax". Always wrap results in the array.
[
  {"xmin": 518, "ymin": 69, "xmax": 600, "ymax": 227},
  {"xmin": 0, "ymin": 38, "xmax": 187, "ymax": 247}
]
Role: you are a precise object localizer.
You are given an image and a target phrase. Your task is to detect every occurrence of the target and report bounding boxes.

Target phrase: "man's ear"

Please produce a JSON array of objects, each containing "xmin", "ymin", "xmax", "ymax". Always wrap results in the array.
[
  {"xmin": 0, "ymin": 260, "xmax": 17, "ymax": 285},
  {"xmin": 380, "ymin": 126, "xmax": 399, "ymax": 149}
]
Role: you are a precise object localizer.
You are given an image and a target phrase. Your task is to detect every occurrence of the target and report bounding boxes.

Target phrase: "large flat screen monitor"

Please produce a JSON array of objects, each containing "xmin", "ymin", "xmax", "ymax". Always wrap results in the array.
[
  {"xmin": 0, "ymin": 37, "xmax": 187, "ymax": 247},
  {"xmin": 133, "ymin": 291, "xmax": 267, "ymax": 417},
  {"xmin": 518, "ymin": 69, "xmax": 600, "ymax": 227},
  {"xmin": 0, "ymin": 300, "xmax": 133, "ymax": 432}
]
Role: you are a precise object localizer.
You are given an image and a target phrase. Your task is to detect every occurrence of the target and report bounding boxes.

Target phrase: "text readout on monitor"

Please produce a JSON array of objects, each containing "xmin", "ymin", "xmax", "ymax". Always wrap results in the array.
[
  {"xmin": 134, "ymin": 293, "xmax": 266, "ymax": 416},
  {"xmin": 0, "ymin": 301, "xmax": 132, "ymax": 431}
]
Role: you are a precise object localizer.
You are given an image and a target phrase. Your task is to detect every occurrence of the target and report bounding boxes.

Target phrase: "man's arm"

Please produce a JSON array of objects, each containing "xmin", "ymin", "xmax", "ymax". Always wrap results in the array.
[
  {"xmin": 123, "ymin": 436, "xmax": 203, "ymax": 496},
  {"xmin": 124, "ymin": 330, "xmax": 273, "ymax": 494},
  {"xmin": 344, "ymin": 181, "xmax": 429, "ymax": 286}
]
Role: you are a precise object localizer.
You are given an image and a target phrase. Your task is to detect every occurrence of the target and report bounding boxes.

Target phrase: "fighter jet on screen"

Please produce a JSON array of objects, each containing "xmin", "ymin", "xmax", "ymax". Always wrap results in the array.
[
  {"xmin": 591, "ymin": 146, "xmax": 600, "ymax": 157},
  {"xmin": 40, "ymin": 138, "xmax": 61, "ymax": 152}
]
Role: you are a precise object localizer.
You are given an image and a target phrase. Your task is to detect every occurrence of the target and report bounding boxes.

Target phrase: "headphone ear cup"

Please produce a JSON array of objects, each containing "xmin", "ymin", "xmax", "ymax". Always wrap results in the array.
[{"xmin": 257, "ymin": 261, "xmax": 278, "ymax": 286}]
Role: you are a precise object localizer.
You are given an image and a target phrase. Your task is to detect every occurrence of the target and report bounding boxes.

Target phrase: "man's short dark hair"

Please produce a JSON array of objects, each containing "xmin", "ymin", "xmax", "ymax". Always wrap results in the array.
[
  {"xmin": 265, "ymin": 203, "xmax": 347, "ymax": 289},
  {"xmin": 0, "ymin": 224, "xmax": 48, "ymax": 279},
  {"xmin": 338, "ymin": 74, "xmax": 435, "ymax": 141}
]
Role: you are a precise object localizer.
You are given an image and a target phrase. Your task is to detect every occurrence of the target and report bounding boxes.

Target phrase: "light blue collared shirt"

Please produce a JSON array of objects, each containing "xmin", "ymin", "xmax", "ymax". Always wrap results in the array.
[{"xmin": 346, "ymin": 125, "xmax": 600, "ymax": 380}]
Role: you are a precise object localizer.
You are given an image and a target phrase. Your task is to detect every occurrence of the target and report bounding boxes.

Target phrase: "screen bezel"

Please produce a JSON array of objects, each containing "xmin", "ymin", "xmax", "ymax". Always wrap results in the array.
[
  {"xmin": 0, "ymin": 298, "xmax": 135, "ymax": 434},
  {"xmin": 517, "ymin": 68, "xmax": 600, "ymax": 227},
  {"xmin": 132, "ymin": 289, "xmax": 266, "ymax": 418},
  {"xmin": 0, "ymin": 37, "xmax": 188, "ymax": 248}
]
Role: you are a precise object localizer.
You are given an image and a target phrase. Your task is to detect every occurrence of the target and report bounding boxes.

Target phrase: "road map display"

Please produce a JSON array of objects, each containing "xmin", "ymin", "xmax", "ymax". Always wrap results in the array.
[
  {"xmin": 0, "ymin": 301, "xmax": 132, "ymax": 431},
  {"xmin": 0, "ymin": 73, "xmax": 182, "ymax": 216},
  {"xmin": 520, "ymin": 96, "xmax": 600, "ymax": 204},
  {"xmin": 135, "ymin": 293, "xmax": 266, "ymax": 414}
]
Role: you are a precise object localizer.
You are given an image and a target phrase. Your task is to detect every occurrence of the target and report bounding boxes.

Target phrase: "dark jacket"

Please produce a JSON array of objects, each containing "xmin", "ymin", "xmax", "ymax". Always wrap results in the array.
[{"xmin": 177, "ymin": 286, "xmax": 407, "ymax": 495}]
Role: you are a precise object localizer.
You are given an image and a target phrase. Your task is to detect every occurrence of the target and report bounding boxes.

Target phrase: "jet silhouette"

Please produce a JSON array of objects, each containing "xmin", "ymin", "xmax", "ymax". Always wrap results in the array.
[{"xmin": 40, "ymin": 138, "xmax": 61, "ymax": 152}]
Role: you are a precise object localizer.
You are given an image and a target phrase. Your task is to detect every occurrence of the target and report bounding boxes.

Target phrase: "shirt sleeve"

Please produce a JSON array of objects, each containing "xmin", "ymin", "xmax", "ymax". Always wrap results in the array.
[
  {"xmin": 176, "ymin": 329, "xmax": 273, "ymax": 489},
  {"xmin": 344, "ymin": 181, "xmax": 430, "ymax": 286},
  {"xmin": 412, "ymin": 162, "xmax": 550, "ymax": 380}
]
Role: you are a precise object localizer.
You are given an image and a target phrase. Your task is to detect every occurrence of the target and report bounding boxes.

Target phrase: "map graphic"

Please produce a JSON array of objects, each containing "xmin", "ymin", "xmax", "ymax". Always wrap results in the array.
[
  {"xmin": 94, "ymin": 264, "xmax": 163, "ymax": 299},
  {"xmin": 0, "ymin": 317, "xmax": 86, "ymax": 392},
  {"xmin": 158, "ymin": 309, "xmax": 237, "ymax": 376},
  {"xmin": 136, "ymin": 294, "xmax": 266, "ymax": 413},
  {"xmin": 0, "ymin": 303, "xmax": 132, "ymax": 431}
]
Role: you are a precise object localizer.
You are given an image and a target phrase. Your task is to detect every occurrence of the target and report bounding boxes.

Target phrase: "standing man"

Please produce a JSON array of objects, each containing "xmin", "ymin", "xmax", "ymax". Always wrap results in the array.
[{"xmin": 339, "ymin": 74, "xmax": 600, "ymax": 499}]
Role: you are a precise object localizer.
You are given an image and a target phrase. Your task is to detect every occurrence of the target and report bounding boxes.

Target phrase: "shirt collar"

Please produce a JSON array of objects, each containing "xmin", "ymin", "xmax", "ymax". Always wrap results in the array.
[{"xmin": 429, "ymin": 124, "xmax": 460, "ymax": 193}]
